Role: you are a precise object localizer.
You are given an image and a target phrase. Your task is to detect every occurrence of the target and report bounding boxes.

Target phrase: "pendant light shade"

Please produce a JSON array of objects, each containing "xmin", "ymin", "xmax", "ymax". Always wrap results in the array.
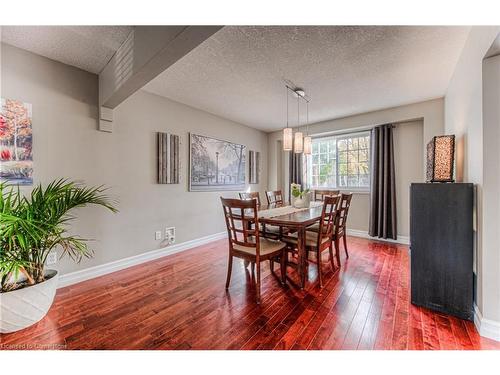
[
  {"xmin": 294, "ymin": 131, "xmax": 303, "ymax": 153},
  {"xmin": 303, "ymin": 136, "xmax": 312, "ymax": 155},
  {"xmin": 283, "ymin": 127, "xmax": 293, "ymax": 151}
]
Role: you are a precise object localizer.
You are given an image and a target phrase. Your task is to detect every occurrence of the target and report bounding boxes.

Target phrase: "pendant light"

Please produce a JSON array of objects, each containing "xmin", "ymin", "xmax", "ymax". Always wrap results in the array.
[
  {"xmin": 283, "ymin": 86, "xmax": 293, "ymax": 151},
  {"xmin": 294, "ymin": 92, "xmax": 303, "ymax": 153},
  {"xmin": 303, "ymin": 101, "xmax": 312, "ymax": 155}
]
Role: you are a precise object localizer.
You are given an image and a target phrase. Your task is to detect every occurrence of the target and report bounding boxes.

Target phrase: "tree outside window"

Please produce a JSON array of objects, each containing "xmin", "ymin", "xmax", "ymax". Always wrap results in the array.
[{"xmin": 305, "ymin": 132, "xmax": 370, "ymax": 190}]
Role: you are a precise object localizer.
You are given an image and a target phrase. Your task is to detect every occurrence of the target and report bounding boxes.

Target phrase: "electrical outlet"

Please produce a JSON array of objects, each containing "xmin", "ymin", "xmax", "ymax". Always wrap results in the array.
[
  {"xmin": 155, "ymin": 231, "xmax": 162, "ymax": 240},
  {"xmin": 165, "ymin": 227, "xmax": 175, "ymax": 244},
  {"xmin": 46, "ymin": 252, "xmax": 57, "ymax": 266}
]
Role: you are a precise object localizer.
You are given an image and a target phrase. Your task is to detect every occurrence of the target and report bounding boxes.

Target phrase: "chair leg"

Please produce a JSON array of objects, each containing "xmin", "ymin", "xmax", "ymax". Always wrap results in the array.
[
  {"xmin": 335, "ymin": 238, "xmax": 341, "ymax": 267},
  {"xmin": 317, "ymin": 248, "xmax": 323, "ymax": 288},
  {"xmin": 256, "ymin": 262, "xmax": 261, "ymax": 304},
  {"xmin": 280, "ymin": 252, "xmax": 286, "ymax": 285},
  {"xmin": 343, "ymin": 233, "xmax": 349, "ymax": 258},
  {"xmin": 270, "ymin": 260, "xmax": 274, "ymax": 273},
  {"xmin": 251, "ymin": 261, "xmax": 255, "ymax": 276},
  {"xmin": 225, "ymin": 254, "xmax": 233, "ymax": 289},
  {"xmin": 328, "ymin": 242, "xmax": 336, "ymax": 271}
]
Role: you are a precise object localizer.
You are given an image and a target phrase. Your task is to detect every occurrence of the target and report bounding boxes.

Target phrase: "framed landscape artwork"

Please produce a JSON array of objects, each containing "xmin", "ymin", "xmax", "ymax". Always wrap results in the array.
[
  {"xmin": 189, "ymin": 133, "xmax": 246, "ymax": 191},
  {"xmin": 0, "ymin": 98, "xmax": 33, "ymax": 185}
]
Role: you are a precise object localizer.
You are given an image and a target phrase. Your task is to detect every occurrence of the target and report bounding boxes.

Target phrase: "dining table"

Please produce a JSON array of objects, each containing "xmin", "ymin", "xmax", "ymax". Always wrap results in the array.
[{"xmin": 252, "ymin": 201, "xmax": 325, "ymax": 289}]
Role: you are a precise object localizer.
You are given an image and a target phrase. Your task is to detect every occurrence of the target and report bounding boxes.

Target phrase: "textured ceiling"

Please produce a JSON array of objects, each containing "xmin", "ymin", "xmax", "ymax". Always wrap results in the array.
[
  {"xmin": 144, "ymin": 26, "xmax": 470, "ymax": 132},
  {"xmin": 1, "ymin": 26, "xmax": 133, "ymax": 74}
]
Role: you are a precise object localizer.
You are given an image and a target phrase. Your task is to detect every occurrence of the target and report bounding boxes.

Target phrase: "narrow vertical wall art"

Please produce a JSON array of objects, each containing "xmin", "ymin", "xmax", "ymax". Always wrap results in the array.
[
  {"xmin": 249, "ymin": 150, "xmax": 260, "ymax": 184},
  {"xmin": 157, "ymin": 132, "xmax": 180, "ymax": 184}
]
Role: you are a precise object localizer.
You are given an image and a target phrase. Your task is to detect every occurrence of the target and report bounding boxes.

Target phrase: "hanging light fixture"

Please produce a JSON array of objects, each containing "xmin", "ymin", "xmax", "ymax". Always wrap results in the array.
[
  {"xmin": 283, "ymin": 86, "xmax": 293, "ymax": 151},
  {"xmin": 294, "ymin": 92, "xmax": 303, "ymax": 153},
  {"xmin": 303, "ymin": 101, "xmax": 312, "ymax": 155}
]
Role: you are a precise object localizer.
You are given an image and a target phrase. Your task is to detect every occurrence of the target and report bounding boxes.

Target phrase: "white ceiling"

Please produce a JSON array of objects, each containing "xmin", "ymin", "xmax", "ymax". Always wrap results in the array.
[
  {"xmin": 1, "ymin": 26, "xmax": 132, "ymax": 74},
  {"xmin": 144, "ymin": 26, "xmax": 470, "ymax": 132},
  {"xmin": 1, "ymin": 26, "xmax": 470, "ymax": 132}
]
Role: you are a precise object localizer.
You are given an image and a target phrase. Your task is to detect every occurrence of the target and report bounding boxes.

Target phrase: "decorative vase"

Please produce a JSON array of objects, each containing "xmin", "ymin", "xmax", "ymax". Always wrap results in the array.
[
  {"xmin": 303, "ymin": 192, "xmax": 311, "ymax": 208},
  {"xmin": 0, "ymin": 269, "xmax": 58, "ymax": 333},
  {"xmin": 293, "ymin": 197, "xmax": 304, "ymax": 208}
]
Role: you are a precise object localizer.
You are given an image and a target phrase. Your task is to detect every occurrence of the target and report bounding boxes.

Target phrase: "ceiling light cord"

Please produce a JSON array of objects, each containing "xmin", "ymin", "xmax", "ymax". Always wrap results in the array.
[{"xmin": 286, "ymin": 85, "xmax": 289, "ymax": 129}]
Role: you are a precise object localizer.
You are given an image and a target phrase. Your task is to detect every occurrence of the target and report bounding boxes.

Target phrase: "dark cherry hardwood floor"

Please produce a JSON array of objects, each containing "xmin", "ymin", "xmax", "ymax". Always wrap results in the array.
[{"xmin": 1, "ymin": 236, "xmax": 499, "ymax": 350}]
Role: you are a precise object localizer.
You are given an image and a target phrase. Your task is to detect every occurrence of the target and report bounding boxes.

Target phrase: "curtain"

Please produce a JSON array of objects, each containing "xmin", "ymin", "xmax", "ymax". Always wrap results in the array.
[
  {"xmin": 369, "ymin": 124, "xmax": 397, "ymax": 240},
  {"xmin": 289, "ymin": 152, "xmax": 303, "ymax": 199}
]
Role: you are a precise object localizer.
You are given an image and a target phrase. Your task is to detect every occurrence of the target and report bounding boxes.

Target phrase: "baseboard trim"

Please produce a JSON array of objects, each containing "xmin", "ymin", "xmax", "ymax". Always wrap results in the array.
[
  {"xmin": 347, "ymin": 229, "xmax": 410, "ymax": 245},
  {"xmin": 474, "ymin": 303, "xmax": 500, "ymax": 342},
  {"xmin": 58, "ymin": 231, "xmax": 227, "ymax": 288}
]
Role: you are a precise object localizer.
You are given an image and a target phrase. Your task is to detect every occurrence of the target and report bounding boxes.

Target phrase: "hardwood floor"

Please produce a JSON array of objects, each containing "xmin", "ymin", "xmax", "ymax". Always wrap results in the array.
[{"xmin": 1, "ymin": 236, "xmax": 499, "ymax": 350}]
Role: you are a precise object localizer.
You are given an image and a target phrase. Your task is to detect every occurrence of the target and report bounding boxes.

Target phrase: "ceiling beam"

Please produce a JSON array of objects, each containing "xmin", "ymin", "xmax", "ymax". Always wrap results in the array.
[{"xmin": 98, "ymin": 26, "xmax": 222, "ymax": 131}]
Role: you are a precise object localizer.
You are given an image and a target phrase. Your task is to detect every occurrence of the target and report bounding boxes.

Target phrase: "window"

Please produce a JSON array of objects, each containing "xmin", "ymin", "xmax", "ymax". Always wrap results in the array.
[{"xmin": 305, "ymin": 131, "xmax": 371, "ymax": 190}]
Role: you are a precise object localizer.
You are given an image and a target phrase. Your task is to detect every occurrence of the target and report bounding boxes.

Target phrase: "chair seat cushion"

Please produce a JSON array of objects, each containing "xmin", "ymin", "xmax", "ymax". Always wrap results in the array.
[
  {"xmin": 233, "ymin": 237, "xmax": 286, "ymax": 256},
  {"xmin": 282, "ymin": 230, "xmax": 330, "ymax": 248}
]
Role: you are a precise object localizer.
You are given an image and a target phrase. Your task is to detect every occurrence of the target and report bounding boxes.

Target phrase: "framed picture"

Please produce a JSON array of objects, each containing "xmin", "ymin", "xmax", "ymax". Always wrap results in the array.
[
  {"xmin": 0, "ymin": 98, "xmax": 33, "ymax": 185},
  {"xmin": 189, "ymin": 133, "xmax": 246, "ymax": 191},
  {"xmin": 248, "ymin": 150, "xmax": 260, "ymax": 184}
]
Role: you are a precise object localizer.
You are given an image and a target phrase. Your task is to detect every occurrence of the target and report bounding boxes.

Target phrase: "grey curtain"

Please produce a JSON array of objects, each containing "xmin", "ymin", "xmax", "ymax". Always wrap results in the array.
[
  {"xmin": 369, "ymin": 124, "xmax": 397, "ymax": 240},
  {"xmin": 289, "ymin": 152, "xmax": 303, "ymax": 199}
]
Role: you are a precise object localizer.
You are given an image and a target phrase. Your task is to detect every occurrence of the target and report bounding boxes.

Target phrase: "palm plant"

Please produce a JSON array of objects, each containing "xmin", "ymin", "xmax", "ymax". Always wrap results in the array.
[{"xmin": 0, "ymin": 179, "xmax": 117, "ymax": 292}]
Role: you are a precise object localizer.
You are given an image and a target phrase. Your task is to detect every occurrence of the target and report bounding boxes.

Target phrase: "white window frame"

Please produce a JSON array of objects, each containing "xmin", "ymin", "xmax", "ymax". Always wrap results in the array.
[{"xmin": 305, "ymin": 130, "xmax": 371, "ymax": 193}]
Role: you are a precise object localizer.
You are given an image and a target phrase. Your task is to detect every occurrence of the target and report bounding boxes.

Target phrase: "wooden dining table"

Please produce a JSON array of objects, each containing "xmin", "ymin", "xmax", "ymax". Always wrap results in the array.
[{"xmin": 253, "ymin": 201, "xmax": 324, "ymax": 289}]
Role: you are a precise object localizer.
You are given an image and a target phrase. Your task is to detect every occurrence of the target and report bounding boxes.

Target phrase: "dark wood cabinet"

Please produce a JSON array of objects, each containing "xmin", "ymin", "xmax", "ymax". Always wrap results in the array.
[{"xmin": 410, "ymin": 183, "xmax": 474, "ymax": 320}]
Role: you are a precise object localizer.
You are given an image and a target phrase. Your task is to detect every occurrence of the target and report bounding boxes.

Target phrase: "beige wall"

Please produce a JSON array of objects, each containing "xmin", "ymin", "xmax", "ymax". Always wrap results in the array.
[
  {"xmin": 445, "ymin": 27, "xmax": 500, "ymax": 327},
  {"xmin": 1, "ymin": 43, "xmax": 268, "ymax": 275},
  {"xmin": 268, "ymin": 100, "xmax": 439, "ymax": 238}
]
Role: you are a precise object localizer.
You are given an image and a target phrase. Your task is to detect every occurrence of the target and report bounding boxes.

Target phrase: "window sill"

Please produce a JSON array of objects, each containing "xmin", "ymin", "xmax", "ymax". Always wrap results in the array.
[
  {"xmin": 309, "ymin": 187, "xmax": 370, "ymax": 195},
  {"xmin": 341, "ymin": 190, "xmax": 370, "ymax": 195}
]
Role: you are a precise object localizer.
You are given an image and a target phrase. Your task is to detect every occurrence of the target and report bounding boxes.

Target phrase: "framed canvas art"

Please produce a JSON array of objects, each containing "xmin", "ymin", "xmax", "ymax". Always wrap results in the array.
[
  {"xmin": 189, "ymin": 133, "xmax": 246, "ymax": 191},
  {"xmin": 0, "ymin": 98, "xmax": 33, "ymax": 185},
  {"xmin": 157, "ymin": 132, "xmax": 180, "ymax": 184}
]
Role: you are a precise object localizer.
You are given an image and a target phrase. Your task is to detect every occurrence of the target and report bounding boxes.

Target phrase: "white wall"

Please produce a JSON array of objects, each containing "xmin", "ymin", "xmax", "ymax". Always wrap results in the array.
[
  {"xmin": 1, "ymin": 43, "xmax": 268, "ymax": 275},
  {"xmin": 445, "ymin": 26, "xmax": 500, "ymax": 339},
  {"xmin": 268, "ymin": 100, "xmax": 440, "ymax": 238}
]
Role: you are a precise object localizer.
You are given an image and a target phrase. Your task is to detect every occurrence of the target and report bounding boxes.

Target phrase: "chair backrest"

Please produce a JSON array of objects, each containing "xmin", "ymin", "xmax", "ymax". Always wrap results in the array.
[
  {"xmin": 336, "ymin": 193, "xmax": 353, "ymax": 232},
  {"xmin": 313, "ymin": 189, "xmax": 340, "ymax": 201},
  {"xmin": 317, "ymin": 195, "xmax": 342, "ymax": 246},
  {"xmin": 220, "ymin": 197, "xmax": 261, "ymax": 255},
  {"xmin": 239, "ymin": 191, "xmax": 261, "ymax": 206},
  {"xmin": 266, "ymin": 190, "xmax": 283, "ymax": 205}
]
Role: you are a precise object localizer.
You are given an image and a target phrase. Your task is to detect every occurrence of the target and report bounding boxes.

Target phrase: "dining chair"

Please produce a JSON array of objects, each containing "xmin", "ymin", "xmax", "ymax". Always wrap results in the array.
[
  {"xmin": 335, "ymin": 193, "xmax": 353, "ymax": 259},
  {"xmin": 308, "ymin": 192, "xmax": 353, "ymax": 266},
  {"xmin": 313, "ymin": 189, "xmax": 340, "ymax": 201},
  {"xmin": 239, "ymin": 192, "xmax": 261, "ymax": 206},
  {"xmin": 282, "ymin": 195, "xmax": 341, "ymax": 288},
  {"xmin": 266, "ymin": 190, "xmax": 284, "ymax": 205},
  {"xmin": 239, "ymin": 191, "xmax": 284, "ymax": 240},
  {"xmin": 220, "ymin": 197, "xmax": 287, "ymax": 304}
]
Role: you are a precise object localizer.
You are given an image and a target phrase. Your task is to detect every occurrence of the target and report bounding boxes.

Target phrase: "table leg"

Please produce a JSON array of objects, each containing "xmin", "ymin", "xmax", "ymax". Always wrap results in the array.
[{"xmin": 297, "ymin": 226, "xmax": 307, "ymax": 289}]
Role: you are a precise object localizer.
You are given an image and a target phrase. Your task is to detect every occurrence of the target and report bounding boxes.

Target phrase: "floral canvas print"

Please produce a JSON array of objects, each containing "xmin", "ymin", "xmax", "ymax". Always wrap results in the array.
[
  {"xmin": 0, "ymin": 98, "xmax": 33, "ymax": 185},
  {"xmin": 189, "ymin": 133, "xmax": 245, "ymax": 191}
]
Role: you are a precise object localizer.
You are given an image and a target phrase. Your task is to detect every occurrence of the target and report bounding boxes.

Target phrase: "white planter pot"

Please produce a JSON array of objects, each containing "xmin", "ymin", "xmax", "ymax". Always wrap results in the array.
[
  {"xmin": 0, "ymin": 270, "xmax": 58, "ymax": 333},
  {"xmin": 293, "ymin": 197, "xmax": 305, "ymax": 208}
]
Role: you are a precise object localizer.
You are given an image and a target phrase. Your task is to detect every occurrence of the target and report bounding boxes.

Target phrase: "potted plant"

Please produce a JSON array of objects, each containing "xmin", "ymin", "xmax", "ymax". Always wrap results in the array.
[
  {"xmin": 0, "ymin": 179, "xmax": 117, "ymax": 333},
  {"xmin": 291, "ymin": 183, "xmax": 311, "ymax": 208}
]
